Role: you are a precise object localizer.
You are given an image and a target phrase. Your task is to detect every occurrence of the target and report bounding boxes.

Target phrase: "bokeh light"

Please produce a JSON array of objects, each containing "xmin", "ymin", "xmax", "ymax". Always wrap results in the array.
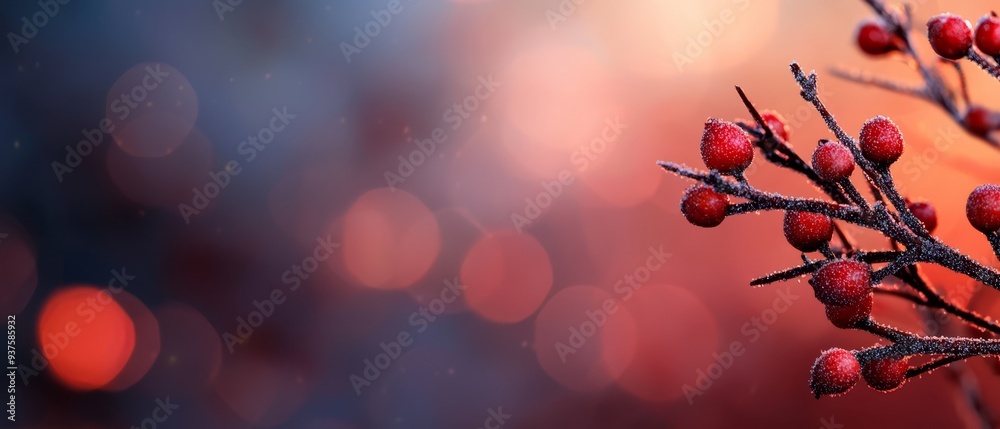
[
  {"xmin": 104, "ymin": 62, "xmax": 198, "ymax": 158},
  {"xmin": 340, "ymin": 188, "xmax": 441, "ymax": 290},
  {"xmin": 36, "ymin": 286, "xmax": 136, "ymax": 391},
  {"xmin": 534, "ymin": 285, "xmax": 636, "ymax": 392},
  {"xmin": 460, "ymin": 230, "xmax": 553, "ymax": 323},
  {"xmin": 0, "ymin": 214, "xmax": 37, "ymax": 316}
]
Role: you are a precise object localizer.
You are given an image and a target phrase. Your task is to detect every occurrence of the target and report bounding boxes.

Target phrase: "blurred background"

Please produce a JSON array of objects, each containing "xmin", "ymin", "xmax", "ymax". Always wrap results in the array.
[{"xmin": 3, "ymin": 0, "xmax": 1000, "ymax": 427}]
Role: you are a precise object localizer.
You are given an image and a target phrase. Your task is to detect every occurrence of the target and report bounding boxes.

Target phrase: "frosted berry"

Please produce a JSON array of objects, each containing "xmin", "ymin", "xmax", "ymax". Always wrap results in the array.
[
  {"xmin": 857, "ymin": 21, "xmax": 897, "ymax": 55},
  {"xmin": 975, "ymin": 13, "xmax": 1000, "ymax": 56},
  {"xmin": 862, "ymin": 356, "xmax": 909, "ymax": 391},
  {"xmin": 825, "ymin": 293, "xmax": 873, "ymax": 329},
  {"xmin": 812, "ymin": 141, "xmax": 855, "ymax": 181},
  {"xmin": 907, "ymin": 201, "xmax": 938, "ymax": 233},
  {"xmin": 783, "ymin": 211, "xmax": 834, "ymax": 252},
  {"xmin": 927, "ymin": 13, "xmax": 973, "ymax": 60},
  {"xmin": 760, "ymin": 110, "xmax": 790, "ymax": 142},
  {"xmin": 681, "ymin": 185, "xmax": 729, "ymax": 228},
  {"xmin": 966, "ymin": 184, "xmax": 1000, "ymax": 233},
  {"xmin": 859, "ymin": 116, "xmax": 904, "ymax": 165},
  {"xmin": 964, "ymin": 106, "xmax": 997, "ymax": 137},
  {"xmin": 810, "ymin": 348, "xmax": 861, "ymax": 398},
  {"xmin": 811, "ymin": 260, "xmax": 872, "ymax": 306},
  {"xmin": 700, "ymin": 119, "xmax": 754, "ymax": 173}
]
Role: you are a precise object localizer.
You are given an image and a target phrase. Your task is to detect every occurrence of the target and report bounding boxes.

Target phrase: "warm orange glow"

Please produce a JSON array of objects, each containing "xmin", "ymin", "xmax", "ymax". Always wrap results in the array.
[{"xmin": 37, "ymin": 286, "xmax": 136, "ymax": 391}]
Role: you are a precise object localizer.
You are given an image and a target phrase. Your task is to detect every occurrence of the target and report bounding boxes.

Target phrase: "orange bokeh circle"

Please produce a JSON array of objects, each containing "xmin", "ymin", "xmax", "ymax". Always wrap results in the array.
[
  {"xmin": 534, "ymin": 285, "xmax": 636, "ymax": 392},
  {"xmin": 614, "ymin": 284, "xmax": 719, "ymax": 402},
  {"xmin": 36, "ymin": 286, "xmax": 136, "ymax": 390},
  {"xmin": 341, "ymin": 188, "xmax": 441, "ymax": 290},
  {"xmin": 460, "ymin": 230, "xmax": 553, "ymax": 323}
]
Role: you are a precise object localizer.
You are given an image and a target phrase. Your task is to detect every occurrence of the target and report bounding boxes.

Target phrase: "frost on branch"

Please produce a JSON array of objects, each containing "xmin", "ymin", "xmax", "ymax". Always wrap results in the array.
[
  {"xmin": 657, "ymin": 6, "xmax": 1000, "ymax": 427},
  {"xmin": 658, "ymin": 61, "xmax": 1000, "ymax": 401}
]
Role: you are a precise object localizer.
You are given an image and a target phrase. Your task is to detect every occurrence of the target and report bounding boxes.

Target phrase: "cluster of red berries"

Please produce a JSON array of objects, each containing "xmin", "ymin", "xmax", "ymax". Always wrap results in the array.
[
  {"xmin": 808, "ymin": 259, "xmax": 908, "ymax": 397},
  {"xmin": 681, "ymin": 113, "xmax": 907, "ymax": 228},
  {"xmin": 678, "ymin": 106, "xmax": 1000, "ymax": 397},
  {"xmin": 856, "ymin": 12, "xmax": 1000, "ymax": 59},
  {"xmin": 810, "ymin": 348, "xmax": 909, "ymax": 397},
  {"xmin": 928, "ymin": 12, "xmax": 1000, "ymax": 136},
  {"xmin": 855, "ymin": 13, "xmax": 1000, "ymax": 137},
  {"xmin": 926, "ymin": 12, "xmax": 1000, "ymax": 60}
]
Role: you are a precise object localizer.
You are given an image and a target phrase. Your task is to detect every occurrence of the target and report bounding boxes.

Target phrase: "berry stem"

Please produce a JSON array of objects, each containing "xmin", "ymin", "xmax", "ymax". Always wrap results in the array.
[
  {"xmin": 829, "ymin": 67, "xmax": 930, "ymax": 100},
  {"xmin": 749, "ymin": 251, "xmax": 903, "ymax": 286},
  {"xmin": 832, "ymin": 222, "xmax": 856, "ymax": 252},
  {"xmin": 899, "ymin": 264, "xmax": 1000, "ymax": 335},
  {"xmin": 944, "ymin": 362, "xmax": 997, "ymax": 429},
  {"xmin": 734, "ymin": 92, "xmax": 852, "ymax": 204},
  {"xmin": 872, "ymin": 250, "xmax": 917, "ymax": 282},
  {"xmin": 861, "ymin": 336, "xmax": 1000, "ymax": 359},
  {"xmin": 790, "ymin": 63, "xmax": 933, "ymax": 240},
  {"xmin": 987, "ymin": 231, "xmax": 1000, "ymax": 262},
  {"xmin": 837, "ymin": 0, "xmax": 1000, "ymax": 148},
  {"xmin": 965, "ymin": 49, "xmax": 1000, "ymax": 82},
  {"xmin": 873, "ymin": 285, "xmax": 926, "ymax": 305},
  {"xmin": 906, "ymin": 354, "xmax": 971, "ymax": 378},
  {"xmin": 948, "ymin": 61, "xmax": 972, "ymax": 107}
]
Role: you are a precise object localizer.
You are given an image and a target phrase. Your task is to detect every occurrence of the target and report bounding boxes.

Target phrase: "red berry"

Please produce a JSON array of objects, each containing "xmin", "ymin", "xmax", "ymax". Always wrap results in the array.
[
  {"xmin": 811, "ymin": 260, "xmax": 872, "ymax": 306},
  {"xmin": 857, "ymin": 21, "xmax": 897, "ymax": 55},
  {"xmin": 810, "ymin": 348, "xmax": 861, "ymax": 398},
  {"xmin": 927, "ymin": 13, "xmax": 973, "ymax": 60},
  {"xmin": 907, "ymin": 201, "xmax": 938, "ymax": 233},
  {"xmin": 760, "ymin": 110, "xmax": 790, "ymax": 142},
  {"xmin": 681, "ymin": 185, "xmax": 729, "ymax": 228},
  {"xmin": 783, "ymin": 211, "xmax": 834, "ymax": 252},
  {"xmin": 966, "ymin": 184, "xmax": 1000, "ymax": 233},
  {"xmin": 975, "ymin": 13, "xmax": 1000, "ymax": 56},
  {"xmin": 859, "ymin": 116, "xmax": 904, "ymax": 165},
  {"xmin": 965, "ymin": 106, "xmax": 997, "ymax": 137},
  {"xmin": 862, "ymin": 356, "xmax": 909, "ymax": 391},
  {"xmin": 700, "ymin": 119, "xmax": 754, "ymax": 173},
  {"xmin": 812, "ymin": 141, "xmax": 855, "ymax": 181},
  {"xmin": 825, "ymin": 293, "xmax": 873, "ymax": 329}
]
